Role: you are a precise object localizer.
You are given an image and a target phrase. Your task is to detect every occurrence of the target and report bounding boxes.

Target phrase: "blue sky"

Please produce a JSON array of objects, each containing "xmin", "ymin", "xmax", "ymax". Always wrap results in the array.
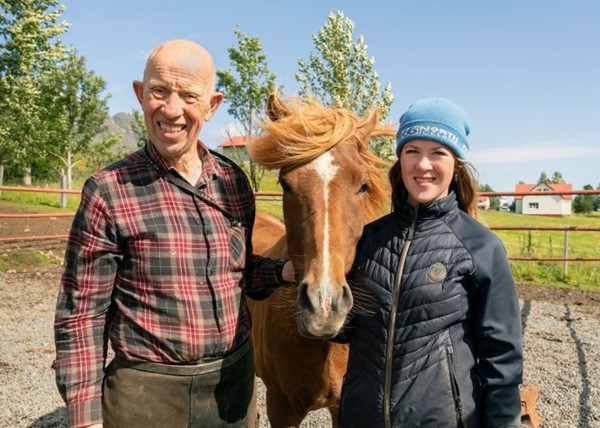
[{"xmin": 59, "ymin": 0, "xmax": 600, "ymax": 192}]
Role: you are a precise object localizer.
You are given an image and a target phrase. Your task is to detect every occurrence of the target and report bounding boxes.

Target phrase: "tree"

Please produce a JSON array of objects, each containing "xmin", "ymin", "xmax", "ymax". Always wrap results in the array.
[
  {"xmin": 537, "ymin": 171, "xmax": 549, "ymax": 184},
  {"xmin": 478, "ymin": 183, "xmax": 499, "ymax": 208},
  {"xmin": 572, "ymin": 184, "xmax": 597, "ymax": 213},
  {"xmin": 84, "ymin": 133, "xmax": 127, "ymax": 174},
  {"xmin": 216, "ymin": 26, "xmax": 277, "ymax": 191},
  {"xmin": 296, "ymin": 10, "xmax": 395, "ymax": 160},
  {"xmin": 537, "ymin": 170, "xmax": 565, "ymax": 185},
  {"xmin": 551, "ymin": 171, "xmax": 565, "ymax": 184},
  {"xmin": 40, "ymin": 52, "xmax": 112, "ymax": 189},
  {"xmin": 0, "ymin": 0, "xmax": 71, "ymax": 183},
  {"xmin": 131, "ymin": 109, "xmax": 147, "ymax": 148}
]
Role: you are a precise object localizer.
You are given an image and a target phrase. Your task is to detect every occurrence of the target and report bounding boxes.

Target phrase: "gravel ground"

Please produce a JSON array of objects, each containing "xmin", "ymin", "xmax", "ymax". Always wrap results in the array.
[{"xmin": 1, "ymin": 266, "xmax": 599, "ymax": 428}]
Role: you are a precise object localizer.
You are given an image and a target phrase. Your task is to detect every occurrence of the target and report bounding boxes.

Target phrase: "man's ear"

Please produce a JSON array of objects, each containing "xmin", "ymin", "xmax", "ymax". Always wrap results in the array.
[
  {"xmin": 204, "ymin": 92, "xmax": 224, "ymax": 122},
  {"xmin": 133, "ymin": 80, "xmax": 144, "ymax": 105}
]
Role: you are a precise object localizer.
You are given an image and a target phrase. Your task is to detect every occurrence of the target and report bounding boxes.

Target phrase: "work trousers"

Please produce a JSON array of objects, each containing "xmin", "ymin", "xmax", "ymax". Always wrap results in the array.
[{"xmin": 102, "ymin": 342, "xmax": 257, "ymax": 427}]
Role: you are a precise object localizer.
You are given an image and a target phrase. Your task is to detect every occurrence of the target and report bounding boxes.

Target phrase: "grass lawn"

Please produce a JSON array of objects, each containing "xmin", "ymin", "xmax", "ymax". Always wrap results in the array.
[{"xmin": 480, "ymin": 211, "xmax": 600, "ymax": 291}]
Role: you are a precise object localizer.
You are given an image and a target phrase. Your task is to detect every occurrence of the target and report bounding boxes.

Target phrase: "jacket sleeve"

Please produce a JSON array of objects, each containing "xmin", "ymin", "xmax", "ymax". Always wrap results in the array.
[{"xmin": 472, "ymin": 236, "xmax": 523, "ymax": 427}]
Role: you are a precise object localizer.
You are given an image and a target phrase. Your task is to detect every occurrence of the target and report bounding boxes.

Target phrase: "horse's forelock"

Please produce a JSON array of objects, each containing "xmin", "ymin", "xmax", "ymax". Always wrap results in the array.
[
  {"xmin": 249, "ymin": 93, "xmax": 394, "ymax": 219},
  {"xmin": 250, "ymin": 98, "xmax": 357, "ymax": 170}
]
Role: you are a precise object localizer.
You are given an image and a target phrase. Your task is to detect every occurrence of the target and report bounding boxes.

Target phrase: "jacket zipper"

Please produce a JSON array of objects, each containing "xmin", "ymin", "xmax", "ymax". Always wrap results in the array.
[
  {"xmin": 447, "ymin": 348, "xmax": 464, "ymax": 426},
  {"xmin": 384, "ymin": 208, "xmax": 418, "ymax": 428}
]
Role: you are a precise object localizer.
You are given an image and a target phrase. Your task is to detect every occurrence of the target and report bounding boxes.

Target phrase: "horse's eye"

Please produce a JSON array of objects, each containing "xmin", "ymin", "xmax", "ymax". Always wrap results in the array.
[{"xmin": 358, "ymin": 182, "xmax": 369, "ymax": 194}]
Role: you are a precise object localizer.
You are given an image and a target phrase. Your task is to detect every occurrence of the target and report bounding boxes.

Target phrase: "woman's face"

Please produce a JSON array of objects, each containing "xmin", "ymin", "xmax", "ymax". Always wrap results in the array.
[{"xmin": 400, "ymin": 139, "xmax": 456, "ymax": 207}]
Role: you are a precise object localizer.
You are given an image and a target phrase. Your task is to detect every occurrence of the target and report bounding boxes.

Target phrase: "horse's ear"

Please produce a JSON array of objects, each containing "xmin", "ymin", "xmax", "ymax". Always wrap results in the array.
[
  {"xmin": 356, "ymin": 109, "xmax": 380, "ymax": 143},
  {"xmin": 267, "ymin": 92, "xmax": 287, "ymax": 122}
]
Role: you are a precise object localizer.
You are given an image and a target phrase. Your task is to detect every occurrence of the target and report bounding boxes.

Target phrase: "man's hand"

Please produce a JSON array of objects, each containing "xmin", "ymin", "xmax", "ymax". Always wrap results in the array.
[{"xmin": 282, "ymin": 260, "xmax": 297, "ymax": 284}]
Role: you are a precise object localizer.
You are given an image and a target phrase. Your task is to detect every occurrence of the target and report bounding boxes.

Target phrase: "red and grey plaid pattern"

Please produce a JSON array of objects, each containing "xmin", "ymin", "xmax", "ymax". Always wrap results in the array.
[{"xmin": 54, "ymin": 142, "xmax": 282, "ymax": 427}]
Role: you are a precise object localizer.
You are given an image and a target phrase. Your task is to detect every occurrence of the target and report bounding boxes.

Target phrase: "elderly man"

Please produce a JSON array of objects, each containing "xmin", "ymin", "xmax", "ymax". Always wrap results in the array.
[{"xmin": 54, "ymin": 39, "xmax": 294, "ymax": 428}]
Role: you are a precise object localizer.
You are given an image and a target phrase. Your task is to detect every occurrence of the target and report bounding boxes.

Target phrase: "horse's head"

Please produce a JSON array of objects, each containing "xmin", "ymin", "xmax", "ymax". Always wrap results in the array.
[{"xmin": 249, "ymin": 93, "xmax": 394, "ymax": 339}]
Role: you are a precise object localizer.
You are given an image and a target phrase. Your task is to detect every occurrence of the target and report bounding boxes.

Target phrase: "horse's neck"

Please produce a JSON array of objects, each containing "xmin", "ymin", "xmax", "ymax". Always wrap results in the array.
[{"xmin": 264, "ymin": 235, "xmax": 289, "ymax": 259}]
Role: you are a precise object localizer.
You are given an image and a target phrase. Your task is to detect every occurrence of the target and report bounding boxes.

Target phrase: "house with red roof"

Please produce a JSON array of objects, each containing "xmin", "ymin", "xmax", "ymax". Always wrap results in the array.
[
  {"xmin": 217, "ymin": 136, "xmax": 249, "ymax": 162},
  {"xmin": 477, "ymin": 195, "xmax": 490, "ymax": 211},
  {"xmin": 514, "ymin": 182, "xmax": 572, "ymax": 216}
]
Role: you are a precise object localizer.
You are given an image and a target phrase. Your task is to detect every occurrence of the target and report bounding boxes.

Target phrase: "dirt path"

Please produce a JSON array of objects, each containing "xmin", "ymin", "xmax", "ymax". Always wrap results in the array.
[{"xmin": 1, "ymin": 266, "xmax": 599, "ymax": 427}]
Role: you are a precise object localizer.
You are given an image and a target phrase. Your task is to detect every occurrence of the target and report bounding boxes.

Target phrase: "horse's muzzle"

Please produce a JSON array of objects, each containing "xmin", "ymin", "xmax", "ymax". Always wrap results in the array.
[{"xmin": 296, "ymin": 282, "xmax": 353, "ymax": 339}]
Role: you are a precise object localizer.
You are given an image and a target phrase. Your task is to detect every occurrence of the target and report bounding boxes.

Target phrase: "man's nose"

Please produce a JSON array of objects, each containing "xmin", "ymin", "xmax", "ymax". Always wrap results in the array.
[{"xmin": 163, "ymin": 93, "xmax": 185, "ymax": 117}]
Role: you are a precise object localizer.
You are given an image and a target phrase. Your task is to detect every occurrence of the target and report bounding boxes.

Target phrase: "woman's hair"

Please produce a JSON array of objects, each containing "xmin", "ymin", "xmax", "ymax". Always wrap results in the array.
[{"xmin": 389, "ymin": 154, "xmax": 479, "ymax": 218}]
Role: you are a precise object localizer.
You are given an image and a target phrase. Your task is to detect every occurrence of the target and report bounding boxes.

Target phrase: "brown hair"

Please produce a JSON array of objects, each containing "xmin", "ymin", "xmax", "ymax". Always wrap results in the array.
[{"xmin": 389, "ymin": 155, "xmax": 479, "ymax": 218}]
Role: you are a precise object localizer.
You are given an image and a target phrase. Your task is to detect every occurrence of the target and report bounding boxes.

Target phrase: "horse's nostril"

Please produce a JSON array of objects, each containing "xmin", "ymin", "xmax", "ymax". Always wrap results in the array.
[
  {"xmin": 332, "ymin": 284, "xmax": 353, "ymax": 313},
  {"xmin": 296, "ymin": 282, "xmax": 313, "ymax": 312},
  {"xmin": 342, "ymin": 283, "xmax": 352, "ymax": 300}
]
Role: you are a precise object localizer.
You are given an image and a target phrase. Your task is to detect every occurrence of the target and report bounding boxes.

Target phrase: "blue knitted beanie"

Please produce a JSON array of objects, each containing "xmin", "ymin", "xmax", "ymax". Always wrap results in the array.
[{"xmin": 396, "ymin": 98, "xmax": 471, "ymax": 159}]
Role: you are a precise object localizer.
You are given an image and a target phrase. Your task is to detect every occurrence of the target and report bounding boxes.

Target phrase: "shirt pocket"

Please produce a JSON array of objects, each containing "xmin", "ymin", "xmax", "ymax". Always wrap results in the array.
[{"xmin": 227, "ymin": 226, "xmax": 247, "ymax": 271}]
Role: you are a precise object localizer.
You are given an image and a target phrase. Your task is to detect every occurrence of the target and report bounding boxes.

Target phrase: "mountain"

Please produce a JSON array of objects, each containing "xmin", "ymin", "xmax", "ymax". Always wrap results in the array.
[{"xmin": 94, "ymin": 112, "xmax": 139, "ymax": 153}]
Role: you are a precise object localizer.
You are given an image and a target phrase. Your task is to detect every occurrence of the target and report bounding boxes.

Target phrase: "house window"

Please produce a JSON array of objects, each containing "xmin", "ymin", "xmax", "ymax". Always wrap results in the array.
[{"xmin": 528, "ymin": 202, "xmax": 539, "ymax": 209}]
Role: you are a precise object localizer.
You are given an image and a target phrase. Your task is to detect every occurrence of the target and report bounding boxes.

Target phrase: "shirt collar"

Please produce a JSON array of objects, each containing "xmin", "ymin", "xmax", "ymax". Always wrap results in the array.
[{"xmin": 144, "ymin": 140, "xmax": 222, "ymax": 183}]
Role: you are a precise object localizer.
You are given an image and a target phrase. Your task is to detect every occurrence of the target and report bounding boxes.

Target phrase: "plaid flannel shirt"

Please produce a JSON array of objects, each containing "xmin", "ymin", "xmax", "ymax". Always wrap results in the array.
[{"xmin": 54, "ymin": 141, "xmax": 284, "ymax": 427}]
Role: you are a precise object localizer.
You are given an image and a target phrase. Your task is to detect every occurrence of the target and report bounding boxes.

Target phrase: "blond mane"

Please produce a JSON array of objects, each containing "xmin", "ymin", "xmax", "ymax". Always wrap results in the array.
[{"xmin": 248, "ymin": 93, "xmax": 396, "ymax": 222}]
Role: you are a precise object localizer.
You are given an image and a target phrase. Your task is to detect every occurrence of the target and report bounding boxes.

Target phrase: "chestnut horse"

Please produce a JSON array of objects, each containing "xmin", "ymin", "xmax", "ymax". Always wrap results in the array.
[{"xmin": 247, "ymin": 93, "xmax": 395, "ymax": 427}]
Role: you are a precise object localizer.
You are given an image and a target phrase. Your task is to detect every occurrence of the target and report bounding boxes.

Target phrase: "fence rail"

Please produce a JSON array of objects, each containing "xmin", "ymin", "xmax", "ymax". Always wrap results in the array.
[{"xmin": 2, "ymin": 186, "xmax": 599, "ymax": 278}]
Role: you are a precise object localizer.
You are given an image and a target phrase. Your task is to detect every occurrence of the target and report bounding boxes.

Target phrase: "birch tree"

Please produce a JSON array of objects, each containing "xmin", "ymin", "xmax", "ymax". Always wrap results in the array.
[
  {"xmin": 296, "ymin": 10, "xmax": 395, "ymax": 160},
  {"xmin": 40, "ymin": 52, "xmax": 111, "ymax": 189},
  {"xmin": 0, "ymin": 0, "xmax": 70, "ymax": 183}
]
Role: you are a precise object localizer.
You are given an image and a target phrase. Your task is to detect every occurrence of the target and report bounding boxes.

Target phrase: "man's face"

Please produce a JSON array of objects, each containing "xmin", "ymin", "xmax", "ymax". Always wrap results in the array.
[{"xmin": 133, "ymin": 43, "xmax": 222, "ymax": 165}]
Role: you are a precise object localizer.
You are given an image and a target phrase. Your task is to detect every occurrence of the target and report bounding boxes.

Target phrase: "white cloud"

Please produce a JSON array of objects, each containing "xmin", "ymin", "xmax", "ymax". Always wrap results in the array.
[
  {"xmin": 209, "ymin": 123, "xmax": 244, "ymax": 141},
  {"xmin": 472, "ymin": 137, "xmax": 600, "ymax": 165}
]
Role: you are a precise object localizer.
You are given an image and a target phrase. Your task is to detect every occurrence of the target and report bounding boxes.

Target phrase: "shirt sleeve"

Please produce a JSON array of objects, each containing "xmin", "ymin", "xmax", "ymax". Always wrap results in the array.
[
  {"xmin": 473, "ymin": 239, "xmax": 524, "ymax": 427},
  {"xmin": 244, "ymin": 254, "xmax": 291, "ymax": 300},
  {"xmin": 53, "ymin": 177, "xmax": 121, "ymax": 427},
  {"xmin": 237, "ymin": 177, "xmax": 292, "ymax": 300}
]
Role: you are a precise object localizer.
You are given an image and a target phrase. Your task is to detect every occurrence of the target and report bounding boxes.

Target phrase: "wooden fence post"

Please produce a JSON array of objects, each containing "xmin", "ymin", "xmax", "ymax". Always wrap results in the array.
[
  {"xmin": 0, "ymin": 164, "xmax": 4, "ymax": 197},
  {"xmin": 563, "ymin": 230, "xmax": 569, "ymax": 279},
  {"xmin": 60, "ymin": 169, "xmax": 67, "ymax": 209}
]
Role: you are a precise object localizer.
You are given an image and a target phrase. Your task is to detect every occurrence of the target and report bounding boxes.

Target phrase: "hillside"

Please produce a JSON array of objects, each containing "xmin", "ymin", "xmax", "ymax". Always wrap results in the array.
[{"xmin": 94, "ymin": 112, "xmax": 139, "ymax": 154}]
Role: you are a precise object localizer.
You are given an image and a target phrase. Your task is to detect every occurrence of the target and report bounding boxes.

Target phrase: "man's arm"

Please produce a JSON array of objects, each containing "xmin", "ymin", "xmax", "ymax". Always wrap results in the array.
[{"xmin": 54, "ymin": 178, "xmax": 121, "ymax": 428}]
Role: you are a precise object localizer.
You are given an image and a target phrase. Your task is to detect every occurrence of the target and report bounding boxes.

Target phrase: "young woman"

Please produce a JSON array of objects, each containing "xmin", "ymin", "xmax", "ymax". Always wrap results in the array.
[{"xmin": 338, "ymin": 98, "xmax": 523, "ymax": 427}]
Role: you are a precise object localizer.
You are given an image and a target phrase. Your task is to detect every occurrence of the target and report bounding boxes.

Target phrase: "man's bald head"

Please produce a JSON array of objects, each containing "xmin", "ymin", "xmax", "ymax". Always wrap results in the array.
[{"xmin": 143, "ymin": 39, "xmax": 216, "ymax": 92}]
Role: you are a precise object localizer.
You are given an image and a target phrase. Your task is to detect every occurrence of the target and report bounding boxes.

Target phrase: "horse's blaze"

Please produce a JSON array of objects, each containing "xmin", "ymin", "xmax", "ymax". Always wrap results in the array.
[{"xmin": 292, "ymin": 151, "xmax": 355, "ymax": 339}]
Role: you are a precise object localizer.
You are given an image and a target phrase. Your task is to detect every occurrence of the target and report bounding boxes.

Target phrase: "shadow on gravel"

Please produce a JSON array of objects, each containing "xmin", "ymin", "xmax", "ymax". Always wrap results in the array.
[
  {"xmin": 29, "ymin": 407, "xmax": 67, "ymax": 427},
  {"xmin": 521, "ymin": 299, "xmax": 532, "ymax": 334},
  {"xmin": 564, "ymin": 304, "xmax": 592, "ymax": 428}
]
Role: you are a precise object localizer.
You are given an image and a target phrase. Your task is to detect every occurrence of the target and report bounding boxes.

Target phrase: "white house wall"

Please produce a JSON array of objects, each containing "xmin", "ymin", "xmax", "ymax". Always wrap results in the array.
[{"xmin": 521, "ymin": 194, "xmax": 571, "ymax": 215}]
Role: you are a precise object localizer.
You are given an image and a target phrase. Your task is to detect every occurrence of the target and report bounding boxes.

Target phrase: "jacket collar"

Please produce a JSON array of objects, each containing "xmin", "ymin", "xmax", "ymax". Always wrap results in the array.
[{"xmin": 394, "ymin": 191, "xmax": 459, "ymax": 222}]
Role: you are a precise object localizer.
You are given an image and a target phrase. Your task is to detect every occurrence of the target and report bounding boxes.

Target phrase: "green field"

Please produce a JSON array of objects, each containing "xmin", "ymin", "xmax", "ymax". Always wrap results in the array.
[
  {"xmin": 479, "ymin": 211, "xmax": 600, "ymax": 291},
  {"xmin": 1, "ymin": 179, "xmax": 599, "ymax": 291}
]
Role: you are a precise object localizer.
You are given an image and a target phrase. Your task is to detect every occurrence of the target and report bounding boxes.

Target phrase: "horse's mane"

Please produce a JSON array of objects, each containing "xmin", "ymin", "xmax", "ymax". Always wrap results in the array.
[{"xmin": 248, "ymin": 93, "xmax": 396, "ymax": 222}]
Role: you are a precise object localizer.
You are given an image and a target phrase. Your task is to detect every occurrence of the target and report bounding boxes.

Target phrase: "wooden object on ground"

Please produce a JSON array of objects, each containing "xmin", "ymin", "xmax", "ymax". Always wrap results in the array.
[{"xmin": 521, "ymin": 384, "xmax": 544, "ymax": 428}]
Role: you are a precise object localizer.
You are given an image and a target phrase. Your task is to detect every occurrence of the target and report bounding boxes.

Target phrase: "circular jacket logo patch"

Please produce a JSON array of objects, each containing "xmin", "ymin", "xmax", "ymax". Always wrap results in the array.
[{"xmin": 428, "ymin": 263, "xmax": 447, "ymax": 282}]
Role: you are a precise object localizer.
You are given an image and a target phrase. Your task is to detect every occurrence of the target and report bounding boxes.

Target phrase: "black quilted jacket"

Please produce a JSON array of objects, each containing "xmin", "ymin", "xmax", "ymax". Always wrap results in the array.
[{"xmin": 338, "ymin": 192, "xmax": 523, "ymax": 428}]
